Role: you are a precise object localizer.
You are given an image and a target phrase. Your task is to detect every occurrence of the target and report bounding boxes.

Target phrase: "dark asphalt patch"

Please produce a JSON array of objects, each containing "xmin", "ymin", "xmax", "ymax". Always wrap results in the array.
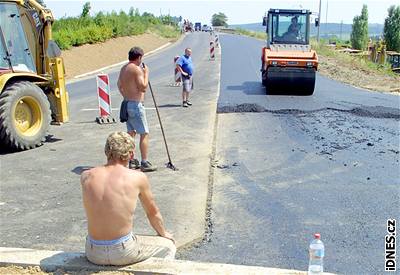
[{"xmin": 217, "ymin": 103, "xmax": 400, "ymax": 120}]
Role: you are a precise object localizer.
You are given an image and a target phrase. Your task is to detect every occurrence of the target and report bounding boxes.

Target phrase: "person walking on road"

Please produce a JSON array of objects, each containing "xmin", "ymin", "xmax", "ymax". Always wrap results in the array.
[
  {"xmin": 176, "ymin": 48, "xmax": 194, "ymax": 108},
  {"xmin": 81, "ymin": 131, "xmax": 176, "ymax": 265},
  {"xmin": 118, "ymin": 46, "xmax": 157, "ymax": 172}
]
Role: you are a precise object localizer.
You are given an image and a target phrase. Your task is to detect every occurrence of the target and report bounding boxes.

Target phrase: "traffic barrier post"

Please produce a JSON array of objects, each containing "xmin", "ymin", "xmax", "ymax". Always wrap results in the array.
[
  {"xmin": 215, "ymin": 34, "xmax": 219, "ymax": 48},
  {"xmin": 96, "ymin": 74, "xmax": 116, "ymax": 124},
  {"xmin": 173, "ymin": 56, "xmax": 182, "ymax": 86},
  {"xmin": 210, "ymin": 41, "xmax": 215, "ymax": 60}
]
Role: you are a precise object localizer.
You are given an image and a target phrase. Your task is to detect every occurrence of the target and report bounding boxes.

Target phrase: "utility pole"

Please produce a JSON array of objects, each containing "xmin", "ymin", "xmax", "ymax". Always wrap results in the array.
[
  {"xmin": 317, "ymin": 0, "xmax": 322, "ymax": 42},
  {"xmin": 325, "ymin": 0, "xmax": 328, "ymax": 37},
  {"xmin": 340, "ymin": 20, "xmax": 343, "ymax": 41}
]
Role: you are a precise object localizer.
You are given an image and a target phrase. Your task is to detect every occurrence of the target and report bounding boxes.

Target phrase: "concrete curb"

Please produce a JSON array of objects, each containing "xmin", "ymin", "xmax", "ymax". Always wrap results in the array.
[{"xmin": 0, "ymin": 247, "xmax": 337, "ymax": 275}]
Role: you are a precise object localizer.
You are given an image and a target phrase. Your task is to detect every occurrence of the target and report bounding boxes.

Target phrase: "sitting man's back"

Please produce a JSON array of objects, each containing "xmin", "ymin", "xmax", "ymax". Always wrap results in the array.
[{"xmin": 81, "ymin": 131, "xmax": 175, "ymax": 265}]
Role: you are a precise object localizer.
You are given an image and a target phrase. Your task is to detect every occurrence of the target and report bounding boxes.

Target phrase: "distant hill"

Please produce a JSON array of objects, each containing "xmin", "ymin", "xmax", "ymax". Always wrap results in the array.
[{"xmin": 230, "ymin": 22, "xmax": 384, "ymax": 40}]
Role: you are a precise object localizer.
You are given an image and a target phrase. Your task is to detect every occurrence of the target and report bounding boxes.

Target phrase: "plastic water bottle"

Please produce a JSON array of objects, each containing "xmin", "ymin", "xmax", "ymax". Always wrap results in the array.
[{"xmin": 308, "ymin": 233, "xmax": 325, "ymax": 274}]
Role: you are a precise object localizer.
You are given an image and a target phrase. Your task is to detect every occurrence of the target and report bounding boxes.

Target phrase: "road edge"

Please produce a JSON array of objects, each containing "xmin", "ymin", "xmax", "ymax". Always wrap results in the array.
[{"xmin": 0, "ymin": 247, "xmax": 340, "ymax": 275}]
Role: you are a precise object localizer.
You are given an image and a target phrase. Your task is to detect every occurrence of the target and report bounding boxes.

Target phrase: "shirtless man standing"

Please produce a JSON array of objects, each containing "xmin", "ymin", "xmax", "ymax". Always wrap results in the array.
[
  {"xmin": 118, "ymin": 47, "xmax": 156, "ymax": 172},
  {"xmin": 81, "ymin": 131, "xmax": 175, "ymax": 265}
]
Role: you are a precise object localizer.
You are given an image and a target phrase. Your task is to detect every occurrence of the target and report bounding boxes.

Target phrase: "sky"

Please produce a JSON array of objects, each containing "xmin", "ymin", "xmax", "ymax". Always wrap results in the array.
[{"xmin": 45, "ymin": 0, "xmax": 398, "ymax": 25}]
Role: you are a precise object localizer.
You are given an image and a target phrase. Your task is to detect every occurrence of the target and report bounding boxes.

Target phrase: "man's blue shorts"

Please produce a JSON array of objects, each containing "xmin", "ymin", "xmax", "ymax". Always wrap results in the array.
[{"xmin": 126, "ymin": 101, "xmax": 149, "ymax": 134}]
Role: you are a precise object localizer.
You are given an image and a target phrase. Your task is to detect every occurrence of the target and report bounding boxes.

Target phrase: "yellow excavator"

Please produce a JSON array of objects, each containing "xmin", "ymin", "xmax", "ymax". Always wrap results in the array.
[{"xmin": 0, "ymin": 0, "xmax": 69, "ymax": 150}]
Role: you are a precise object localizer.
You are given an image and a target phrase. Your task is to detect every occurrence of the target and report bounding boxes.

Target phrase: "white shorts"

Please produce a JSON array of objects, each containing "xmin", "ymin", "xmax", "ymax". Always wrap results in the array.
[
  {"xmin": 85, "ymin": 233, "xmax": 176, "ymax": 265},
  {"xmin": 182, "ymin": 76, "xmax": 193, "ymax": 92}
]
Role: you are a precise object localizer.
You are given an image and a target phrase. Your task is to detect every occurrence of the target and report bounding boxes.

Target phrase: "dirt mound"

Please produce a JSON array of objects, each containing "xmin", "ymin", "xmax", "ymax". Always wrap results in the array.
[
  {"xmin": 62, "ymin": 33, "xmax": 173, "ymax": 79},
  {"xmin": 318, "ymin": 55, "xmax": 400, "ymax": 94}
]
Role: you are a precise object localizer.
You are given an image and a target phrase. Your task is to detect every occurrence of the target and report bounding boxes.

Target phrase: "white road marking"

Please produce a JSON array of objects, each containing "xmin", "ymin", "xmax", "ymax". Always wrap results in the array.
[{"xmin": 81, "ymin": 108, "xmax": 119, "ymax": 111}]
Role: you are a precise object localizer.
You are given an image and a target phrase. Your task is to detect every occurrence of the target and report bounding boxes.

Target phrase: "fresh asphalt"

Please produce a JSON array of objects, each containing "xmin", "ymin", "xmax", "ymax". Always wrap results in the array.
[
  {"xmin": 178, "ymin": 34, "xmax": 400, "ymax": 275},
  {"xmin": 1, "ymin": 32, "xmax": 399, "ymax": 275}
]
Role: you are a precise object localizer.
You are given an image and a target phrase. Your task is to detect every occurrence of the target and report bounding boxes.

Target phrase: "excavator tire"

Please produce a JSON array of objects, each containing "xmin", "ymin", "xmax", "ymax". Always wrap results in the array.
[
  {"xmin": 265, "ymin": 67, "xmax": 316, "ymax": 95},
  {"xmin": 0, "ymin": 81, "xmax": 51, "ymax": 150}
]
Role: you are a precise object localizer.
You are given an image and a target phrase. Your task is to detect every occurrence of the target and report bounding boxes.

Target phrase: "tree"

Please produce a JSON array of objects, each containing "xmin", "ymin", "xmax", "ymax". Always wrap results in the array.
[
  {"xmin": 128, "ymin": 7, "xmax": 140, "ymax": 17},
  {"xmin": 384, "ymin": 5, "xmax": 400, "ymax": 52},
  {"xmin": 81, "ymin": 2, "xmax": 91, "ymax": 18},
  {"xmin": 350, "ymin": 5, "xmax": 369, "ymax": 50},
  {"xmin": 211, "ymin": 13, "xmax": 228, "ymax": 27}
]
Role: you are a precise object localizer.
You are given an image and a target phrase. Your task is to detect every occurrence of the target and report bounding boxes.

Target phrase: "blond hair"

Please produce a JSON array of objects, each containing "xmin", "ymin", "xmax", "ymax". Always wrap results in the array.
[{"xmin": 104, "ymin": 132, "xmax": 135, "ymax": 161}]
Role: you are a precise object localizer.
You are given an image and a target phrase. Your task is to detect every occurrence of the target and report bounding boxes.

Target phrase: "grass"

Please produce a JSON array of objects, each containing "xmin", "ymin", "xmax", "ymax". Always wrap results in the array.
[
  {"xmin": 148, "ymin": 25, "xmax": 181, "ymax": 39},
  {"xmin": 234, "ymin": 28, "xmax": 266, "ymax": 40}
]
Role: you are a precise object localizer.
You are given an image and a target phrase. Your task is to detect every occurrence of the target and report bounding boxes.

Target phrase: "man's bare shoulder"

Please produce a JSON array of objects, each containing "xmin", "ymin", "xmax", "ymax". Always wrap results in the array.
[
  {"xmin": 80, "ymin": 168, "xmax": 95, "ymax": 186},
  {"xmin": 126, "ymin": 63, "xmax": 142, "ymax": 74},
  {"xmin": 81, "ymin": 166, "xmax": 109, "ymax": 182},
  {"xmin": 126, "ymin": 168, "xmax": 148, "ymax": 185},
  {"xmin": 120, "ymin": 62, "xmax": 136, "ymax": 72}
]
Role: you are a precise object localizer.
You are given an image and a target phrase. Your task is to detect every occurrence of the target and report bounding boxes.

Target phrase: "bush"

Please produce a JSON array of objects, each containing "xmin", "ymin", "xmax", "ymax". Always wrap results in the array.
[
  {"xmin": 83, "ymin": 25, "xmax": 113, "ymax": 43},
  {"xmin": 53, "ymin": 29, "xmax": 73, "ymax": 49},
  {"xmin": 52, "ymin": 6, "xmax": 180, "ymax": 50}
]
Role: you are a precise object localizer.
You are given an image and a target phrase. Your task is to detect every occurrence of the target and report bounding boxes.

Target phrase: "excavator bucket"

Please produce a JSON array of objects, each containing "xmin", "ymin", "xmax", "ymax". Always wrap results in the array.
[{"xmin": 265, "ymin": 67, "xmax": 316, "ymax": 95}]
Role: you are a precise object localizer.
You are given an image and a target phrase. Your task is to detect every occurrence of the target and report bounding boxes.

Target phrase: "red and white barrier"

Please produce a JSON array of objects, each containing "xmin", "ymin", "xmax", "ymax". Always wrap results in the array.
[
  {"xmin": 215, "ymin": 34, "xmax": 219, "ymax": 48},
  {"xmin": 96, "ymin": 74, "xmax": 115, "ymax": 124},
  {"xmin": 174, "ymin": 56, "xmax": 182, "ymax": 86},
  {"xmin": 210, "ymin": 41, "xmax": 215, "ymax": 60}
]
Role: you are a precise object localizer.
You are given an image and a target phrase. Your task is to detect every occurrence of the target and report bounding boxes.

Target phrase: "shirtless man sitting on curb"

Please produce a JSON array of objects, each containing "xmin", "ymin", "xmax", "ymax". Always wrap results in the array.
[{"xmin": 81, "ymin": 131, "xmax": 175, "ymax": 265}]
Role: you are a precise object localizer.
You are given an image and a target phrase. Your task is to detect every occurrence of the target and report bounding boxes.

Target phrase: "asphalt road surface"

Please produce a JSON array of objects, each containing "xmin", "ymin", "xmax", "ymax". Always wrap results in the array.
[
  {"xmin": 1, "ymin": 32, "xmax": 399, "ymax": 275},
  {"xmin": 0, "ymin": 31, "xmax": 221, "ymax": 250},
  {"xmin": 178, "ymin": 34, "xmax": 400, "ymax": 275}
]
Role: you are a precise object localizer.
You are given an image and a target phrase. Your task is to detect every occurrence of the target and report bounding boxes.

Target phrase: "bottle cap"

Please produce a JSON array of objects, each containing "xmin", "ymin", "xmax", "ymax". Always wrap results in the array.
[{"xmin": 314, "ymin": 233, "xmax": 321, "ymax": 239}]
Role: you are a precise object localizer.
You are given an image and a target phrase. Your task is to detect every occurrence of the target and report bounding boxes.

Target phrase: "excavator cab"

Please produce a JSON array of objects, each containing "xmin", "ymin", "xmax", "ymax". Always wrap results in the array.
[
  {"xmin": 261, "ymin": 9, "xmax": 318, "ymax": 95},
  {"xmin": 0, "ymin": 4, "xmax": 36, "ymax": 73},
  {"xmin": 0, "ymin": 0, "xmax": 69, "ymax": 150}
]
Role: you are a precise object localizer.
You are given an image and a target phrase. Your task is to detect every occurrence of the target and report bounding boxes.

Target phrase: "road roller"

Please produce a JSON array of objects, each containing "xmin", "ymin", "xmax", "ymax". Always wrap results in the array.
[{"xmin": 261, "ymin": 9, "xmax": 318, "ymax": 95}]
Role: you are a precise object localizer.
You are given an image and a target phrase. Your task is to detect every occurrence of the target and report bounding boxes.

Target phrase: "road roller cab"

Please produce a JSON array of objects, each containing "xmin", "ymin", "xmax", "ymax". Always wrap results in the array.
[
  {"xmin": 261, "ymin": 9, "xmax": 318, "ymax": 95},
  {"xmin": 0, "ymin": 0, "xmax": 69, "ymax": 150}
]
